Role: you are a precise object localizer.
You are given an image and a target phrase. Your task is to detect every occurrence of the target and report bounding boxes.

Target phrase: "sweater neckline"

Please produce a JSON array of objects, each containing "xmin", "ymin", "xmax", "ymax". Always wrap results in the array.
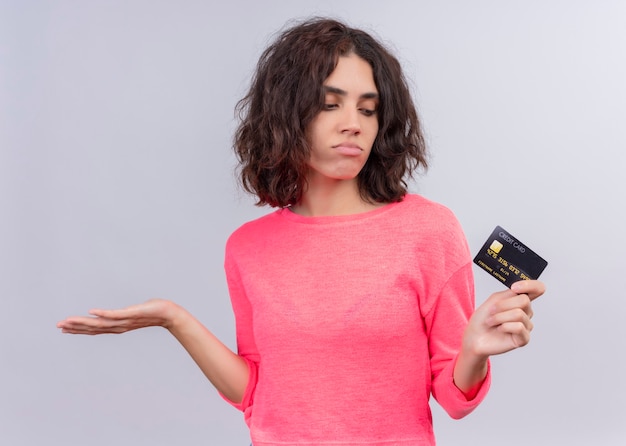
[{"xmin": 277, "ymin": 198, "xmax": 405, "ymax": 225}]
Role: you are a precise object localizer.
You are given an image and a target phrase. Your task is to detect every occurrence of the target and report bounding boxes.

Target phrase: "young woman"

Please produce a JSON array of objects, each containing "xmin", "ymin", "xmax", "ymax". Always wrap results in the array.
[{"xmin": 57, "ymin": 18, "xmax": 545, "ymax": 445}]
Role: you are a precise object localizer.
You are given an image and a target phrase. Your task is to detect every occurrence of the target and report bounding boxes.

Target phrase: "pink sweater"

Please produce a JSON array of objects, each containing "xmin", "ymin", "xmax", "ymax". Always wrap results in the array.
[{"xmin": 223, "ymin": 194, "xmax": 490, "ymax": 445}]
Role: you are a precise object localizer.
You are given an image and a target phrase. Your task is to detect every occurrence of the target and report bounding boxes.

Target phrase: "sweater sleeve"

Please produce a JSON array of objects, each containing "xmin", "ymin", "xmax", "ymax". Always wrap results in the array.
[
  {"xmin": 220, "ymin": 243, "xmax": 259, "ymax": 413},
  {"xmin": 424, "ymin": 262, "xmax": 491, "ymax": 419}
]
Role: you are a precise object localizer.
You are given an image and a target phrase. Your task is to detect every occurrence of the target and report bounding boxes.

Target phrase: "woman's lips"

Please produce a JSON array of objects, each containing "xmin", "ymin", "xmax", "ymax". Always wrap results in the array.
[{"xmin": 333, "ymin": 143, "xmax": 363, "ymax": 156}]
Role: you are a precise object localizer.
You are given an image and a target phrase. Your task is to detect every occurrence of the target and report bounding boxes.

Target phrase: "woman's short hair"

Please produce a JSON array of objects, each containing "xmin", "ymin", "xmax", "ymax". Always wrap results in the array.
[{"xmin": 234, "ymin": 17, "xmax": 428, "ymax": 208}]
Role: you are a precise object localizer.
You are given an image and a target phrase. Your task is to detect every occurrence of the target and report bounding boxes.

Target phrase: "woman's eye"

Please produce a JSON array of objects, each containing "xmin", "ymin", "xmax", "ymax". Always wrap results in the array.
[
  {"xmin": 360, "ymin": 108, "xmax": 376, "ymax": 117},
  {"xmin": 324, "ymin": 103, "xmax": 338, "ymax": 110}
]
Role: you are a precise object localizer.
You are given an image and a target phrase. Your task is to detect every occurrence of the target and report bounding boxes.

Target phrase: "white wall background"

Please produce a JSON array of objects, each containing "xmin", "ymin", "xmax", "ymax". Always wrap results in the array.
[{"xmin": 1, "ymin": 1, "xmax": 625, "ymax": 445}]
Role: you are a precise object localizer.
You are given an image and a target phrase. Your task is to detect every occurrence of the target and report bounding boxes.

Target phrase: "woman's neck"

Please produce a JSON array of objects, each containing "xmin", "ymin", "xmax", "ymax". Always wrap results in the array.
[{"xmin": 290, "ymin": 178, "xmax": 382, "ymax": 217}]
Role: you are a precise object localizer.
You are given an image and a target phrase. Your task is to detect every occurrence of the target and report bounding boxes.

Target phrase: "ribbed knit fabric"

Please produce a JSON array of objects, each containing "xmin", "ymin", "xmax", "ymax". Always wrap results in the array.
[{"xmin": 223, "ymin": 194, "xmax": 490, "ymax": 445}]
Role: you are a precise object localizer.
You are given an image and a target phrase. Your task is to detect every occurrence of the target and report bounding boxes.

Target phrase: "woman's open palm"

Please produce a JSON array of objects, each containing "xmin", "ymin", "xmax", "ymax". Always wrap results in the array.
[{"xmin": 57, "ymin": 298, "xmax": 175, "ymax": 335}]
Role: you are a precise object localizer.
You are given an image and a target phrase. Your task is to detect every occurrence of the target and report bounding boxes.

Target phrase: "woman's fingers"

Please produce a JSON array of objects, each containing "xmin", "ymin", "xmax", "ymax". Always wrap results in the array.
[
  {"xmin": 487, "ymin": 307, "xmax": 534, "ymax": 331},
  {"xmin": 486, "ymin": 280, "xmax": 545, "ymax": 322},
  {"xmin": 60, "ymin": 325, "xmax": 128, "ymax": 335},
  {"xmin": 57, "ymin": 315, "xmax": 130, "ymax": 334},
  {"xmin": 496, "ymin": 321, "xmax": 532, "ymax": 348},
  {"xmin": 490, "ymin": 293, "xmax": 533, "ymax": 319},
  {"xmin": 511, "ymin": 279, "xmax": 546, "ymax": 301}
]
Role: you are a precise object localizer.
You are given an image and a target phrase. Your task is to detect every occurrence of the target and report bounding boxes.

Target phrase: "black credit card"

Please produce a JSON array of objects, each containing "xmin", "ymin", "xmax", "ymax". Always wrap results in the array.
[{"xmin": 473, "ymin": 226, "xmax": 548, "ymax": 288}]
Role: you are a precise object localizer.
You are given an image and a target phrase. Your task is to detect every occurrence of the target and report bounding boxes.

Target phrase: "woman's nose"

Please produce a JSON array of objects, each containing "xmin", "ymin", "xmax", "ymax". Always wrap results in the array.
[{"xmin": 340, "ymin": 107, "xmax": 361, "ymax": 135}]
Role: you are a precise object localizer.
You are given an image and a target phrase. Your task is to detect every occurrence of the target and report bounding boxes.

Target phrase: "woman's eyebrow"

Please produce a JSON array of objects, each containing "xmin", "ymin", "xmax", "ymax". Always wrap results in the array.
[{"xmin": 323, "ymin": 85, "xmax": 379, "ymax": 100}]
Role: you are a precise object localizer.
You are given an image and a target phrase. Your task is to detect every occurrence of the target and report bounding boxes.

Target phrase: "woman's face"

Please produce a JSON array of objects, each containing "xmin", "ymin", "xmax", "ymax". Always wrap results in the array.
[{"xmin": 305, "ymin": 53, "xmax": 379, "ymax": 186}]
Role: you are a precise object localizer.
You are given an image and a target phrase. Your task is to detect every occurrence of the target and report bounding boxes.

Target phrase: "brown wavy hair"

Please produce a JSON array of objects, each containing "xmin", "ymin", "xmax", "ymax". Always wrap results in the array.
[{"xmin": 234, "ymin": 17, "xmax": 428, "ymax": 208}]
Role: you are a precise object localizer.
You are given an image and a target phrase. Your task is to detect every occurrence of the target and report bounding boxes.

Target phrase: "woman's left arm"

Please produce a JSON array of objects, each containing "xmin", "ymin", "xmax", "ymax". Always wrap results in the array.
[{"xmin": 454, "ymin": 279, "xmax": 546, "ymax": 398}]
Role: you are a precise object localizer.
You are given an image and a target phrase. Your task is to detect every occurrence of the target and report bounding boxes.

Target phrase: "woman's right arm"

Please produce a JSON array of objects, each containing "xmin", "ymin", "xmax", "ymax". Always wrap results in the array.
[{"xmin": 57, "ymin": 298, "xmax": 249, "ymax": 404}]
